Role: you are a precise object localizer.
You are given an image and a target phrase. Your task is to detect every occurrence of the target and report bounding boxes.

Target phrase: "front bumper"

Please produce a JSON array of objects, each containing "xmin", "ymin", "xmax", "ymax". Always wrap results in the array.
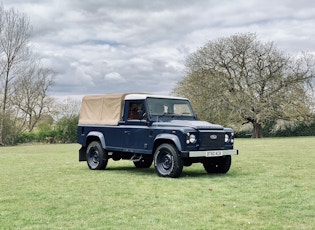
[{"xmin": 189, "ymin": 149, "xmax": 238, "ymax": 158}]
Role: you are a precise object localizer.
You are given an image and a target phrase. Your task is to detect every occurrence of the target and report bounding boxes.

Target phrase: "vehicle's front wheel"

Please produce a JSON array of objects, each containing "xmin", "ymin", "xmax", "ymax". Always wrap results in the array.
[
  {"xmin": 203, "ymin": 155, "xmax": 231, "ymax": 174},
  {"xmin": 154, "ymin": 143, "xmax": 183, "ymax": 178},
  {"xmin": 86, "ymin": 141, "xmax": 108, "ymax": 170}
]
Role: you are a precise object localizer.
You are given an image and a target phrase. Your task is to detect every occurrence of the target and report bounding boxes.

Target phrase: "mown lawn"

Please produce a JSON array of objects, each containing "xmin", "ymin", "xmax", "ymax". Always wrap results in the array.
[{"xmin": 0, "ymin": 137, "xmax": 314, "ymax": 229}]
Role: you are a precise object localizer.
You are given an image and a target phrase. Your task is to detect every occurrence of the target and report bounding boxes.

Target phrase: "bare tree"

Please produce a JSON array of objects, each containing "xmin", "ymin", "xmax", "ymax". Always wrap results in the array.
[
  {"xmin": 53, "ymin": 97, "xmax": 81, "ymax": 120},
  {"xmin": 174, "ymin": 33, "xmax": 315, "ymax": 138},
  {"xmin": 10, "ymin": 59, "xmax": 55, "ymax": 132},
  {"xmin": 0, "ymin": 6, "xmax": 31, "ymax": 143}
]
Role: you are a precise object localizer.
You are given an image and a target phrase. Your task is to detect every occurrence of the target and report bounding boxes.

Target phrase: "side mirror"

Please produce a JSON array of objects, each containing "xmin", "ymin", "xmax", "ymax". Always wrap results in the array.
[{"xmin": 140, "ymin": 112, "xmax": 146, "ymax": 120}]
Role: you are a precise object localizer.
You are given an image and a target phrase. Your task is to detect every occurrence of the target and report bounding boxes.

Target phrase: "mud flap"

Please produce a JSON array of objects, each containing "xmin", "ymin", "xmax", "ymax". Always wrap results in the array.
[{"xmin": 79, "ymin": 146, "xmax": 87, "ymax": 161}]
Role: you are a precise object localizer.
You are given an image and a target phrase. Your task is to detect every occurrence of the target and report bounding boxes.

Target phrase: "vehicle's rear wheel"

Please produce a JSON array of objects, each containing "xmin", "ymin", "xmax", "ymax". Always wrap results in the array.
[
  {"xmin": 86, "ymin": 141, "xmax": 108, "ymax": 170},
  {"xmin": 133, "ymin": 155, "xmax": 153, "ymax": 168},
  {"xmin": 154, "ymin": 143, "xmax": 183, "ymax": 178},
  {"xmin": 203, "ymin": 155, "xmax": 231, "ymax": 174}
]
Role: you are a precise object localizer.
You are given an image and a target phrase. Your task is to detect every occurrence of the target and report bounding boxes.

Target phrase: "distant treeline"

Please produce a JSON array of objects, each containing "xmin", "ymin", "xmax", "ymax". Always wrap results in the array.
[
  {"xmin": 14, "ymin": 115, "xmax": 315, "ymax": 144},
  {"xmin": 16, "ymin": 115, "xmax": 78, "ymax": 144},
  {"xmin": 236, "ymin": 117, "xmax": 315, "ymax": 138}
]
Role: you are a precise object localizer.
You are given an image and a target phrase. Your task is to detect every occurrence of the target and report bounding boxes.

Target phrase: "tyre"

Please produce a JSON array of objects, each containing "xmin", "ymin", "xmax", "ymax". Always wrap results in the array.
[
  {"xmin": 86, "ymin": 141, "xmax": 108, "ymax": 170},
  {"xmin": 154, "ymin": 143, "xmax": 183, "ymax": 178},
  {"xmin": 203, "ymin": 155, "xmax": 231, "ymax": 174},
  {"xmin": 133, "ymin": 155, "xmax": 153, "ymax": 168}
]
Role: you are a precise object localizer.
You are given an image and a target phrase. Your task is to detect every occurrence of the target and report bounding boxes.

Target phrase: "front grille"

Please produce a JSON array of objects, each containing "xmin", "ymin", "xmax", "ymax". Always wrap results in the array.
[{"xmin": 199, "ymin": 131, "xmax": 225, "ymax": 150}]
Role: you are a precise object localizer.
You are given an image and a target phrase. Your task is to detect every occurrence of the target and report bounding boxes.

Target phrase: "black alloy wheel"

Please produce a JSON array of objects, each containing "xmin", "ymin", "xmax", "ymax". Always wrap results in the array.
[
  {"xmin": 86, "ymin": 141, "xmax": 108, "ymax": 170},
  {"xmin": 154, "ymin": 143, "xmax": 183, "ymax": 178}
]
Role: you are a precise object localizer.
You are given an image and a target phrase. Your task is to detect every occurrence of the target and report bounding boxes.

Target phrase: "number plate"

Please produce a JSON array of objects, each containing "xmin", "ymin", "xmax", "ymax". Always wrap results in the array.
[{"xmin": 206, "ymin": 151, "xmax": 223, "ymax": 157}]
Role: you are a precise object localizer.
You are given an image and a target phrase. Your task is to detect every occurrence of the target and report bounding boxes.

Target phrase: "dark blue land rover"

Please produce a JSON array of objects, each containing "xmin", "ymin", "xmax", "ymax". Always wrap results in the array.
[{"xmin": 77, "ymin": 93, "xmax": 238, "ymax": 178}]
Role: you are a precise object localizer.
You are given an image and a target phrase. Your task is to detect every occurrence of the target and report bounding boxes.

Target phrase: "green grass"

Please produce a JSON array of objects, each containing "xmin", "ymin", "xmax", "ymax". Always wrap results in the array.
[{"xmin": 0, "ymin": 137, "xmax": 314, "ymax": 229}]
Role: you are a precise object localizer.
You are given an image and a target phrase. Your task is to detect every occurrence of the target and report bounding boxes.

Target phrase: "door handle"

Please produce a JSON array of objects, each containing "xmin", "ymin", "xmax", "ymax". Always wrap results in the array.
[{"xmin": 124, "ymin": 131, "xmax": 131, "ymax": 135}]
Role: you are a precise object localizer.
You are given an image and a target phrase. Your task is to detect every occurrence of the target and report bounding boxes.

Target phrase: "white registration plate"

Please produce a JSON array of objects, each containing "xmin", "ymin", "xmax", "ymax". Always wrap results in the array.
[{"xmin": 206, "ymin": 151, "xmax": 223, "ymax": 157}]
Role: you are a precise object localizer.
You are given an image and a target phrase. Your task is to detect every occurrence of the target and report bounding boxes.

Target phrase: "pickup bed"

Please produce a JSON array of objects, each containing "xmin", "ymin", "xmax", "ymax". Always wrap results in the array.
[{"xmin": 77, "ymin": 93, "xmax": 238, "ymax": 178}]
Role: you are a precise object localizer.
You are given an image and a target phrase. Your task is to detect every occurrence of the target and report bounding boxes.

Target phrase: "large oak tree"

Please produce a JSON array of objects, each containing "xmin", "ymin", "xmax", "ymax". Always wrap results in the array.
[{"xmin": 174, "ymin": 33, "xmax": 315, "ymax": 138}]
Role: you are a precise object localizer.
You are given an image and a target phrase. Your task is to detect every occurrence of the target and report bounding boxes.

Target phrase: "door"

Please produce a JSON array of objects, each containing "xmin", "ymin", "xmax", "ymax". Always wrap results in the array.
[{"xmin": 123, "ymin": 100, "xmax": 151, "ymax": 153}]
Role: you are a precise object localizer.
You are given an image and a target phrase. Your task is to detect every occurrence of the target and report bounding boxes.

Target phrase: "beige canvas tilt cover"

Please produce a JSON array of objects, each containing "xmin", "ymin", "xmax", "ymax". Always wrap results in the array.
[{"xmin": 79, "ymin": 94, "xmax": 128, "ymax": 125}]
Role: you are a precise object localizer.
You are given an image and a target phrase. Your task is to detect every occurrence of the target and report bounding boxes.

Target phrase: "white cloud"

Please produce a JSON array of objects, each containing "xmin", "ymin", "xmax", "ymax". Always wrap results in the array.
[
  {"xmin": 2, "ymin": 0, "xmax": 315, "ymax": 97},
  {"xmin": 104, "ymin": 72, "xmax": 126, "ymax": 83}
]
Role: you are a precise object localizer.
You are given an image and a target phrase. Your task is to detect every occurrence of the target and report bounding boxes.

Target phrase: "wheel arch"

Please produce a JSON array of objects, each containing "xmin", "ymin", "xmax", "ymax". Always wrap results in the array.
[
  {"xmin": 153, "ymin": 133, "xmax": 182, "ymax": 153},
  {"xmin": 86, "ymin": 131, "xmax": 106, "ymax": 149}
]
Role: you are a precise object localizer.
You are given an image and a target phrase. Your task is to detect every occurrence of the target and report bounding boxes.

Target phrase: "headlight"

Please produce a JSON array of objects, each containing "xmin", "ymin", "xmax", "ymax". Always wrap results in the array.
[
  {"xmin": 225, "ymin": 133, "xmax": 234, "ymax": 143},
  {"xmin": 186, "ymin": 133, "xmax": 196, "ymax": 144},
  {"xmin": 225, "ymin": 134, "xmax": 229, "ymax": 143},
  {"xmin": 189, "ymin": 134, "xmax": 196, "ymax": 143}
]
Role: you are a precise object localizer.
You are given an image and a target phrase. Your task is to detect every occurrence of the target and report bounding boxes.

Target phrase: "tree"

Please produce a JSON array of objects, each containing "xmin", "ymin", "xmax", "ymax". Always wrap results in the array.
[
  {"xmin": 0, "ymin": 5, "xmax": 55, "ymax": 145},
  {"xmin": 55, "ymin": 115, "xmax": 79, "ymax": 143},
  {"xmin": 52, "ymin": 97, "xmax": 81, "ymax": 122},
  {"xmin": 0, "ymin": 5, "xmax": 31, "ymax": 144},
  {"xmin": 10, "ymin": 59, "xmax": 55, "ymax": 132},
  {"xmin": 53, "ymin": 98, "xmax": 80, "ymax": 143},
  {"xmin": 174, "ymin": 33, "xmax": 315, "ymax": 138}
]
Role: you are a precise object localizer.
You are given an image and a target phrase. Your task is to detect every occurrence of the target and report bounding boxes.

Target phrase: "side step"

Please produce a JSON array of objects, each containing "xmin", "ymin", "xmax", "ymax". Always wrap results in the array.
[{"xmin": 130, "ymin": 154, "xmax": 143, "ymax": 162}]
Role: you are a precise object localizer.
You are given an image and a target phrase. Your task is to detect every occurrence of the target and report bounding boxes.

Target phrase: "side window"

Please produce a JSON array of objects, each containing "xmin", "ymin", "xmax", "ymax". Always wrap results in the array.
[{"xmin": 127, "ymin": 101, "xmax": 145, "ymax": 120}]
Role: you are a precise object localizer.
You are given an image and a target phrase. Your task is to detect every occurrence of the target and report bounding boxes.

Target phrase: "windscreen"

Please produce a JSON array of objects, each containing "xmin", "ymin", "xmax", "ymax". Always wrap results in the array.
[{"xmin": 147, "ymin": 98, "xmax": 194, "ymax": 117}]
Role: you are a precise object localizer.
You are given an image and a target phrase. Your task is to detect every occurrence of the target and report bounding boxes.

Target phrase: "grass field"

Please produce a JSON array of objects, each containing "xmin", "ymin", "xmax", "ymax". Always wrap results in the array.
[{"xmin": 0, "ymin": 137, "xmax": 314, "ymax": 229}]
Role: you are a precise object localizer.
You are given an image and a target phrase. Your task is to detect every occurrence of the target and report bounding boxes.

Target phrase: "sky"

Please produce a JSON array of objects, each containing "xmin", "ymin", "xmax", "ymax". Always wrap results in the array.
[{"xmin": 2, "ymin": 0, "xmax": 315, "ymax": 99}]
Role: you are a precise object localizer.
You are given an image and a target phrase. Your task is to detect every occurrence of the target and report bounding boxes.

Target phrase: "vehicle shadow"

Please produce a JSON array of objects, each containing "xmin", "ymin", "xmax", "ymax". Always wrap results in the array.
[
  {"xmin": 105, "ymin": 165, "xmax": 234, "ymax": 178},
  {"xmin": 105, "ymin": 165, "xmax": 155, "ymax": 175}
]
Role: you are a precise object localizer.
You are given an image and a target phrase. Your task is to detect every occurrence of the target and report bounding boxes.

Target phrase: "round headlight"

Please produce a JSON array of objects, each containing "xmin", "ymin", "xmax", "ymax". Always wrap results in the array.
[
  {"xmin": 225, "ymin": 134, "xmax": 229, "ymax": 143},
  {"xmin": 189, "ymin": 134, "xmax": 196, "ymax": 144}
]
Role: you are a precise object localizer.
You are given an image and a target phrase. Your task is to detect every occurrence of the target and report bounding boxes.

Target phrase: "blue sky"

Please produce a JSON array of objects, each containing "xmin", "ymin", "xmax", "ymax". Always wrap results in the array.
[{"xmin": 2, "ymin": 0, "xmax": 315, "ymax": 99}]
